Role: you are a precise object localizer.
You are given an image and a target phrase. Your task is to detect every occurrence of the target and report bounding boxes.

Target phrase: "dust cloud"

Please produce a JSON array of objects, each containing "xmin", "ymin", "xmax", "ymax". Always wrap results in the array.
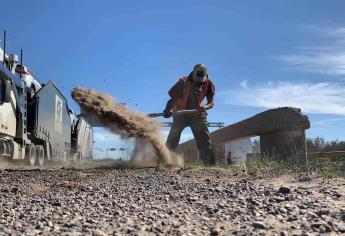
[
  {"xmin": 71, "ymin": 87, "xmax": 184, "ymax": 168},
  {"xmin": 0, "ymin": 160, "xmax": 13, "ymax": 170}
]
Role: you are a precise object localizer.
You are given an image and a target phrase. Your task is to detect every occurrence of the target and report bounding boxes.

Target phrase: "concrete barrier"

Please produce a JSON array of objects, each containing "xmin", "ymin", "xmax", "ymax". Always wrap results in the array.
[{"xmin": 177, "ymin": 107, "xmax": 310, "ymax": 165}]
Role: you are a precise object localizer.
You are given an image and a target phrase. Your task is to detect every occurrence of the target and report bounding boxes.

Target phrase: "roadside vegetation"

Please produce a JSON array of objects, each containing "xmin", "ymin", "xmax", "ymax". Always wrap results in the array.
[
  {"xmin": 185, "ymin": 157, "xmax": 344, "ymax": 177},
  {"xmin": 185, "ymin": 136, "xmax": 345, "ymax": 177},
  {"xmin": 247, "ymin": 157, "xmax": 344, "ymax": 177}
]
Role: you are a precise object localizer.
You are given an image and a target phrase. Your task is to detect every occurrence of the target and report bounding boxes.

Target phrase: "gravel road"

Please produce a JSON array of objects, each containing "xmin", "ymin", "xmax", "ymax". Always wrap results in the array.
[{"xmin": 0, "ymin": 167, "xmax": 344, "ymax": 235}]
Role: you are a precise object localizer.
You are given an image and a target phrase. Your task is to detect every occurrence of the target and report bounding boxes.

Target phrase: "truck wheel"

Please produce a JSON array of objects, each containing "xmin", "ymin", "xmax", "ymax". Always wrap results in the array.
[
  {"xmin": 35, "ymin": 145, "xmax": 45, "ymax": 166},
  {"xmin": 77, "ymin": 153, "xmax": 82, "ymax": 162},
  {"xmin": 0, "ymin": 141, "xmax": 7, "ymax": 158},
  {"xmin": 25, "ymin": 144, "xmax": 36, "ymax": 166},
  {"xmin": 73, "ymin": 153, "xmax": 81, "ymax": 162}
]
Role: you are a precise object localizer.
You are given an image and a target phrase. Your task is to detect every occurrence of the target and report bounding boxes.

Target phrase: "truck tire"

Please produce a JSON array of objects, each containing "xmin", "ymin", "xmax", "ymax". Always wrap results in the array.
[
  {"xmin": 63, "ymin": 152, "xmax": 67, "ymax": 162},
  {"xmin": 35, "ymin": 145, "xmax": 45, "ymax": 166},
  {"xmin": 73, "ymin": 152, "xmax": 81, "ymax": 162},
  {"xmin": 25, "ymin": 144, "xmax": 36, "ymax": 166},
  {"xmin": 77, "ymin": 153, "xmax": 82, "ymax": 162}
]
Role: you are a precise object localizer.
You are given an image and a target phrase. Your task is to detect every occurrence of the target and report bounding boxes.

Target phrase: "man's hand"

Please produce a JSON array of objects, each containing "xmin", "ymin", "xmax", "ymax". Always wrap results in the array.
[
  {"xmin": 201, "ymin": 102, "xmax": 214, "ymax": 111},
  {"xmin": 163, "ymin": 98, "xmax": 174, "ymax": 118},
  {"xmin": 163, "ymin": 110, "xmax": 172, "ymax": 118},
  {"xmin": 198, "ymin": 105, "xmax": 207, "ymax": 117},
  {"xmin": 199, "ymin": 105, "xmax": 207, "ymax": 112}
]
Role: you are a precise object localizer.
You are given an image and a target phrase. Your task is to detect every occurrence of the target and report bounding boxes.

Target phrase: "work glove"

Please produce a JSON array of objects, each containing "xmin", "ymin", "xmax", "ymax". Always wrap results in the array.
[
  {"xmin": 199, "ymin": 105, "xmax": 206, "ymax": 112},
  {"xmin": 198, "ymin": 106, "xmax": 208, "ymax": 117},
  {"xmin": 163, "ymin": 110, "xmax": 172, "ymax": 118}
]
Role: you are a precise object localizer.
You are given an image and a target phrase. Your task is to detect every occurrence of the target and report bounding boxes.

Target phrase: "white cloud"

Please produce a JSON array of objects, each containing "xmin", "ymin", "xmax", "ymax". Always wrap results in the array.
[
  {"xmin": 312, "ymin": 118, "xmax": 345, "ymax": 129},
  {"xmin": 279, "ymin": 53, "xmax": 345, "ymax": 75},
  {"xmin": 240, "ymin": 80, "xmax": 248, "ymax": 89},
  {"xmin": 278, "ymin": 27, "xmax": 345, "ymax": 75},
  {"xmin": 222, "ymin": 81, "xmax": 345, "ymax": 116},
  {"xmin": 308, "ymin": 26, "xmax": 345, "ymax": 39}
]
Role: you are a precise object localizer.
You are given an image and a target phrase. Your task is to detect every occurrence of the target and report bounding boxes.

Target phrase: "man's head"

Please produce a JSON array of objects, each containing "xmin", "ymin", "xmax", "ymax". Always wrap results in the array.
[{"xmin": 192, "ymin": 64, "xmax": 207, "ymax": 84}]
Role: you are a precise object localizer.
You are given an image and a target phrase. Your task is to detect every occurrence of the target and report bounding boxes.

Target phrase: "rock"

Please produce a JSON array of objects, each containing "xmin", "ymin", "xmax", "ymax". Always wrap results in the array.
[
  {"xmin": 1, "ymin": 188, "xmax": 9, "ymax": 193},
  {"xmin": 336, "ymin": 223, "xmax": 345, "ymax": 233},
  {"xmin": 277, "ymin": 186, "xmax": 291, "ymax": 194},
  {"xmin": 47, "ymin": 221, "xmax": 54, "ymax": 227},
  {"xmin": 210, "ymin": 226, "xmax": 219, "ymax": 236},
  {"xmin": 311, "ymin": 223, "xmax": 322, "ymax": 228},
  {"xmin": 252, "ymin": 221, "xmax": 266, "ymax": 229},
  {"xmin": 35, "ymin": 222, "xmax": 44, "ymax": 230},
  {"xmin": 319, "ymin": 226, "xmax": 326, "ymax": 233},
  {"xmin": 13, "ymin": 222, "xmax": 22, "ymax": 229},
  {"xmin": 11, "ymin": 187, "xmax": 19, "ymax": 193},
  {"xmin": 296, "ymin": 175, "xmax": 312, "ymax": 182},
  {"xmin": 92, "ymin": 229, "xmax": 107, "ymax": 236},
  {"xmin": 167, "ymin": 209, "xmax": 175, "ymax": 215},
  {"xmin": 317, "ymin": 209, "xmax": 330, "ymax": 216},
  {"xmin": 51, "ymin": 202, "xmax": 61, "ymax": 207},
  {"xmin": 172, "ymin": 221, "xmax": 180, "ymax": 228},
  {"xmin": 280, "ymin": 230, "xmax": 288, "ymax": 236}
]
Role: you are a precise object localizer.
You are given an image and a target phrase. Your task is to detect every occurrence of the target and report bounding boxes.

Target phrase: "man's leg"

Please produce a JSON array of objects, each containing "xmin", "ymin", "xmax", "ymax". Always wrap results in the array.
[
  {"xmin": 190, "ymin": 116, "xmax": 215, "ymax": 165},
  {"xmin": 166, "ymin": 117, "xmax": 187, "ymax": 151}
]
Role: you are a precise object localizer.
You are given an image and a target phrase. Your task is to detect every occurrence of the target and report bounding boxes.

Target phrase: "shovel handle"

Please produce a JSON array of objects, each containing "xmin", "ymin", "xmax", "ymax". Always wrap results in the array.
[
  {"xmin": 147, "ymin": 113, "xmax": 165, "ymax": 118},
  {"xmin": 148, "ymin": 109, "xmax": 199, "ymax": 118}
]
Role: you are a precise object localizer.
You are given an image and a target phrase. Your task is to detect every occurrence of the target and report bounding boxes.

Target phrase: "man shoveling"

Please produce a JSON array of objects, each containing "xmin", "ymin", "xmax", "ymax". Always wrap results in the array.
[{"xmin": 163, "ymin": 64, "xmax": 216, "ymax": 165}]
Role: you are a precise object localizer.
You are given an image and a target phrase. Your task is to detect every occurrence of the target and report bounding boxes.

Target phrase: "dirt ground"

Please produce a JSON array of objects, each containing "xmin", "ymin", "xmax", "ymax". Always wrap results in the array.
[{"xmin": 0, "ymin": 166, "xmax": 344, "ymax": 236}]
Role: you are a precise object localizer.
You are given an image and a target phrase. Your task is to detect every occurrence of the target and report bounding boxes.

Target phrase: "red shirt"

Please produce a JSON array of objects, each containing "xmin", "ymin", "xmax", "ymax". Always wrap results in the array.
[{"xmin": 168, "ymin": 75, "xmax": 215, "ymax": 111}]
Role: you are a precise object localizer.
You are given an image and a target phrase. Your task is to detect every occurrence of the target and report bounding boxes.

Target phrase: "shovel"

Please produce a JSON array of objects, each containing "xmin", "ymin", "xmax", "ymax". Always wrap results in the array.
[{"xmin": 148, "ymin": 109, "xmax": 200, "ymax": 118}]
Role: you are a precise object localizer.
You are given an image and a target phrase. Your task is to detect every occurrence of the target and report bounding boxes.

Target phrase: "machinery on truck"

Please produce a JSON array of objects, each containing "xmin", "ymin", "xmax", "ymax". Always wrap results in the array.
[{"xmin": 0, "ymin": 31, "xmax": 93, "ymax": 166}]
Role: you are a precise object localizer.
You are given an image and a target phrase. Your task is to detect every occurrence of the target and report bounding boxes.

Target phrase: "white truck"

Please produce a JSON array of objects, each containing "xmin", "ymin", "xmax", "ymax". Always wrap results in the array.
[{"xmin": 0, "ymin": 31, "xmax": 93, "ymax": 166}]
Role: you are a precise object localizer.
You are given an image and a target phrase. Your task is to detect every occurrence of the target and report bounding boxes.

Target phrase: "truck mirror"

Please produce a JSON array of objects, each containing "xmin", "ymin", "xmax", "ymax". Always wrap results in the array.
[{"xmin": 4, "ymin": 80, "xmax": 11, "ymax": 103}]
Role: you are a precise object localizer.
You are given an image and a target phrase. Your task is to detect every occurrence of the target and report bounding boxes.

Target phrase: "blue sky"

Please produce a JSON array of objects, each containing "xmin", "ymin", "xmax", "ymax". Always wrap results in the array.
[{"xmin": 1, "ymin": 0, "xmax": 345, "ymax": 157}]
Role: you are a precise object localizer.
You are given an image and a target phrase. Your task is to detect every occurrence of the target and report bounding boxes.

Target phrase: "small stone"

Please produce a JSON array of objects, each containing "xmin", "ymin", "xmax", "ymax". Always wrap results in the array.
[
  {"xmin": 311, "ymin": 223, "xmax": 322, "ymax": 228},
  {"xmin": 167, "ymin": 209, "xmax": 175, "ymax": 215},
  {"xmin": 92, "ymin": 229, "xmax": 107, "ymax": 236},
  {"xmin": 319, "ymin": 226, "xmax": 326, "ymax": 233},
  {"xmin": 51, "ymin": 202, "xmax": 61, "ymax": 207},
  {"xmin": 210, "ymin": 226, "xmax": 219, "ymax": 236},
  {"xmin": 297, "ymin": 175, "xmax": 312, "ymax": 182},
  {"xmin": 316, "ymin": 209, "xmax": 330, "ymax": 216},
  {"xmin": 277, "ymin": 186, "xmax": 291, "ymax": 194},
  {"xmin": 323, "ymin": 224, "xmax": 332, "ymax": 233},
  {"xmin": 336, "ymin": 223, "xmax": 345, "ymax": 233},
  {"xmin": 47, "ymin": 221, "xmax": 54, "ymax": 227},
  {"xmin": 1, "ymin": 188, "xmax": 9, "ymax": 193},
  {"xmin": 252, "ymin": 221, "xmax": 266, "ymax": 229},
  {"xmin": 279, "ymin": 207, "xmax": 287, "ymax": 214},
  {"xmin": 11, "ymin": 187, "xmax": 19, "ymax": 193},
  {"xmin": 172, "ymin": 221, "xmax": 180, "ymax": 228},
  {"xmin": 280, "ymin": 230, "xmax": 288, "ymax": 236},
  {"xmin": 13, "ymin": 222, "xmax": 22, "ymax": 229},
  {"xmin": 35, "ymin": 222, "xmax": 44, "ymax": 230}
]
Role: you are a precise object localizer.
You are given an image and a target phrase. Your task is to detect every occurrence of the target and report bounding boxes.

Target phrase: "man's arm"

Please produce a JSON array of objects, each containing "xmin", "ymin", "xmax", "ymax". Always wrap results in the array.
[
  {"xmin": 163, "ymin": 98, "xmax": 175, "ymax": 118},
  {"xmin": 163, "ymin": 78, "xmax": 184, "ymax": 118},
  {"xmin": 202, "ymin": 81, "xmax": 215, "ymax": 111},
  {"xmin": 203, "ymin": 97, "xmax": 214, "ymax": 110}
]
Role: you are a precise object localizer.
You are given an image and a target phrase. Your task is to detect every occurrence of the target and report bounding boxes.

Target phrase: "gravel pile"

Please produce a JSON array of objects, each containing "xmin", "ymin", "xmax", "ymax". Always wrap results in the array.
[{"xmin": 0, "ymin": 168, "xmax": 344, "ymax": 235}]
